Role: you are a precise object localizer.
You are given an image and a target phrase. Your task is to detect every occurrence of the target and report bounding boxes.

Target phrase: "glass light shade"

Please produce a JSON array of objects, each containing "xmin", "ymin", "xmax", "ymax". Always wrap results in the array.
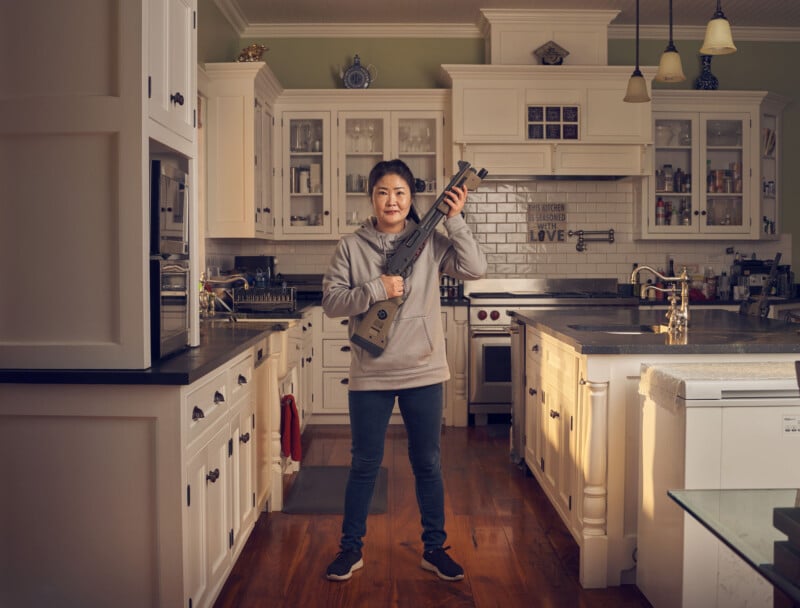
[
  {"xmin": 623, "ymin": 72, "xmax": 650, "ymax": 103},
  {"xmin": 700, "ymin": 17, "xmax": 737, "ymax": 55},
  {"xmin": 655, "ymin": 49, "xmax": 686, "ymax": 82}
]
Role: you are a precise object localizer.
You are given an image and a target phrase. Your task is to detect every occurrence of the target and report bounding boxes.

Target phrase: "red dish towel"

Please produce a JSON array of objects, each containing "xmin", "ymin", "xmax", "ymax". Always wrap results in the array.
[{"xmin": 280, "ymin": 394, "xmax": 302, "ymax": 462}]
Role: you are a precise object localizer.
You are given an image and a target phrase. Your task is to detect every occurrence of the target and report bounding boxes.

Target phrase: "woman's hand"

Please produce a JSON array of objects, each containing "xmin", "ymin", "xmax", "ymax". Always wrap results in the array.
[
  {"xmin": 381, "ymin": 274, "xmax": 404, "ymax": 298},
  {"xmin": 443, "ymin": 185, "xmax": 468, "ymax": 218}
]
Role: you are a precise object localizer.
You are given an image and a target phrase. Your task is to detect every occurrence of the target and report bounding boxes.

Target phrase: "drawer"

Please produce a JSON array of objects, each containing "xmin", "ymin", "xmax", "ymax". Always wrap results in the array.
[
  {"xmin": 230, "ymin": 353, "xmax": 254, "ymax": 402},
  {"xmin": 322, "ymin": 371, "xmax": 350, "ymax": 412},
  {"xmin": 323, "ymin": 338, "xmax": 352, "ymax": 368},
  {"xmin": 185, "ymin": 368, "xmax": 228, "ymax": 446},
  {"xmin": 322, "ymin": 314, "xmax": 350, "ymax": 336}
]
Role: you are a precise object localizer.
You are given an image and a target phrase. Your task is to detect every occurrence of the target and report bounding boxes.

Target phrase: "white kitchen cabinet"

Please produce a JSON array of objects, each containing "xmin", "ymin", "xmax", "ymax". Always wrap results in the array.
[
  {"xmin": 1, "ymin": 2, "xmax": 196, "ymax": 369},
  {"xmin": 148, "ymin": 0, "xmax": 197, "ymax": 144},
  {"xmin": 442, "ymin": 305, "xmax": 469, "ymax": 427},
  {"xmin": 275, "ymin": 90, "xmax": 449, "ymax": 240},
  {"xmin": 204, "ymin": 62, "xmax": 282, "ymax": 239},
  {"xmin": 640, "ymin": 91, "xmax": 787, "ymax": 241},
  {"xmin": 524, "ymin": 326, "xmax": 544, "ymax": 471}
]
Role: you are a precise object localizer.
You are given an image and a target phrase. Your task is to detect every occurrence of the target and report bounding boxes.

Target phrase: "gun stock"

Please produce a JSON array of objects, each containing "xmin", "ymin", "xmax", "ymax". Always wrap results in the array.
[{"xmin": 352, "ymin": 161, "xmax": 488, "ymax": 356}]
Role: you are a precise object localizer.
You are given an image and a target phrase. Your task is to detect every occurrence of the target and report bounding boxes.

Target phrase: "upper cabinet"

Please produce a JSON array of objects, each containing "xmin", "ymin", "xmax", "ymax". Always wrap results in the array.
[
  {"xmin": 204, "ymin": 62, "xmax": 283, "ymax": 239},
  {"xmin": 441, "ymin": 65, "xmax": 652, "ymax": 176},
  {"xmin": 148, "ymin": 0, "xmax": 197, "ymax": 147},
  {"xmin": 274, "ymin": 90, "xmax": 448, "ymax": 240},
  {"xmin": 639, "ymin": 91, "xmax": 787, "ymax": 241},
  {"xmin": 1, "ymin": 1, "xmax": 197, "ymax": 369}
]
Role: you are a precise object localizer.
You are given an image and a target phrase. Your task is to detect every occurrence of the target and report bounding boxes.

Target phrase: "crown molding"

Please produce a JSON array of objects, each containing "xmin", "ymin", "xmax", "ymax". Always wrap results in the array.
[
  {"xmin": 213, "ymin": 0, "xmax": 248, "ymax": 35},
  {"xmin": 242, "ymin": 22, "xmax": 481, "ymax": 38},
  {"xmin": 610, "ymin": 24, "xmax": 800, "ymax": 42}
]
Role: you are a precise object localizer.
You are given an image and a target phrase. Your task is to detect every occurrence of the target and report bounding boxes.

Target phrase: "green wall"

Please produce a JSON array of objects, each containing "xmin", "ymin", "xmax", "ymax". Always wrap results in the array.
[{"xmin": 198, "ymin": 2, "xmax": 798, "ymax": 266}]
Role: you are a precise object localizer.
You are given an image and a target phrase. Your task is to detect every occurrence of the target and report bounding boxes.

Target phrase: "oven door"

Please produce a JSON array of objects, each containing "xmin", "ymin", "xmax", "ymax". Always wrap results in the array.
[{"xmin": 469, "ymin": 327, "xmax": 512, "ymax": 406}]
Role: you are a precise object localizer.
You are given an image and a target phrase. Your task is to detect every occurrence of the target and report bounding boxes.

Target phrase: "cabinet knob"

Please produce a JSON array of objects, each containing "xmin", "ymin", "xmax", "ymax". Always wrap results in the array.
[
  {"xmin": 306, "ymin": 356, "xmax": 312, "ymax": 363},
  {"xmin": 340, "ymin": 345, "xmax": 351, "ymax": 352},
  {"xmin": 192, "ymin": 406, "xmax": 205, "ymax": 421},
  {"xmin": 238, "ymin": 374, "xmax": 248, "ymax": 385},
  {"xmin": 528, "ymin": 388, "xmax": 537, "ymax": 396},
  {"xmin": 264, "ymin": 207, "xmax": 271, "ymax": 214},
  {"xmin": 340, "ymin": 319, "xmax": 349, "ymax": 326},
  {"xmin": 239, "ymin": 432, "xmax": 251, "ymax": 444},
  {"xmin": 214, "ymin": 391, "xmax": 225, "ymax": 404},
  {"xmin": 323, "ymin": 210, "xmax": 330, "ymax": 216},
  {"xmin": 549, "ymin": 409, "xmax": 560, "ymax": 419},
  {"xmin": 170, "ymin": 92, "xmax": 185, "ymax": 106},
  {"xmin": 206, "ymin": 468, "xmax": 220, "ymax": 483},
  {"xmin": 531, "ymin": 344, "xmax": 539, "ymax": 352},
  {"xmin": 340, "ymin": 378, "xmax": 349, "ymax": 385}
]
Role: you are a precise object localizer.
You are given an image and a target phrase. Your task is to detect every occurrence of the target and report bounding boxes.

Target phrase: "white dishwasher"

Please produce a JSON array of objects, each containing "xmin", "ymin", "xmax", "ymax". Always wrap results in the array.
[{"xmin": 637, "ymin": 361, "xmax": 800, "ymax": 608}]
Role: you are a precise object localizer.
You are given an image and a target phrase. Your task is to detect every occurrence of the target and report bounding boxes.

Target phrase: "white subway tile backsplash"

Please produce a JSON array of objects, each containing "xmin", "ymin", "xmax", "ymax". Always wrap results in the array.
[{"xmin": 205, "ymin": 178, "xmax": 791, "ymax": 285}]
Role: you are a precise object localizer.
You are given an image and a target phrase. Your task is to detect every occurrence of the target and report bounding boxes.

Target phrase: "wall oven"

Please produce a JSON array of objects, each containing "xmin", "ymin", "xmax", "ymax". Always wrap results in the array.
[
  {"xmin": 150, "ymin": 157, "xmax": 190, "ymax": 361},
  {"xmin": 465, "ymin": 279, "xmax": 637, "ymax": 447}
]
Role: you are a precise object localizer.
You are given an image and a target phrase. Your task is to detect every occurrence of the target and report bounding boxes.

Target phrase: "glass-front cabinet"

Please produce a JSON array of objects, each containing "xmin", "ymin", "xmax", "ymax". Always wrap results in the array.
[
  {"xmin": 650, "ymin": 112, "xmax": 750, "ymax": 237},
  {"xmin": 281, "ymin": 112, "xmax": 331, "ymax": 235},
  {"xmin": 395, "ymin": 113, "xmax": 442, "ymax": 217},
  {"xmin": 642, "ymin": 91, "xmax": 785, "ymax": 241}
]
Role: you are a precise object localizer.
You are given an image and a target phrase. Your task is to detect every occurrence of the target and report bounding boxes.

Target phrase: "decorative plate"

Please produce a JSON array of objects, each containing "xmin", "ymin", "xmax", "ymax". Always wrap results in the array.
[{"xmin": 343, "ymin": 55, "xmax": 372, "ymax": 89}]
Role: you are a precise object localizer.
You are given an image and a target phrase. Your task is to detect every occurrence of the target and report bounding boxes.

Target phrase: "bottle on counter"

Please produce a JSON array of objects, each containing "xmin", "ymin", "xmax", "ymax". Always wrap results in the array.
[
  {"xmin": 718, "ymin": 272, "xmax": 730, "ymax": 300},
  {"xmin": 668, "ymin": 258, "xmax": 675, "ymax": 277}
]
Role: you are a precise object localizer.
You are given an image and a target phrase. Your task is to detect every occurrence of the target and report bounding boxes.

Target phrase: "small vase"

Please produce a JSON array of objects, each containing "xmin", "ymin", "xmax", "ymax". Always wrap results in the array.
[{"xmin": 694, "ymin": 55, "xmax": 719, "ymax": 90}]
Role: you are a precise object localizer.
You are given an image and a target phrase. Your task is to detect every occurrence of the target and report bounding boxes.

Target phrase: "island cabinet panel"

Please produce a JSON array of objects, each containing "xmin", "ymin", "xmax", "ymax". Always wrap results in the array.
[
  {"xmin": 0, "ymin": 348, "xmax": 258, "ymax": 608},
  {"xmin": 517, "ymin": 309, "xmax": 800, "ymax": 589}
]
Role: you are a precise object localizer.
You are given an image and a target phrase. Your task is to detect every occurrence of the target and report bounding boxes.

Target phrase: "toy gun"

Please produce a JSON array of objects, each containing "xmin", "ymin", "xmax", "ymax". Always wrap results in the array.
[{"xmin": 351, "ymin": 160, "xmax": 488, "ymax": 356}]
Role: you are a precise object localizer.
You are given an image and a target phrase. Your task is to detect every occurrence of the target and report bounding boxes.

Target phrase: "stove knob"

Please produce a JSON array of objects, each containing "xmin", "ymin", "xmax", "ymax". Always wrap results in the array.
[
  {"xmin": 490, "ymin": 310, "xmax": 500, "ymax": 321},
  {"xmin": 477, "ymin": 310, "xmax": 487, "ymax": 321}
]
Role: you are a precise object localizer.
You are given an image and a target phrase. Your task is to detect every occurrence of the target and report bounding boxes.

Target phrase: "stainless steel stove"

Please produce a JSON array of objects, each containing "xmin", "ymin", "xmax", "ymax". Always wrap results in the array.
[{"xmin": 463, "ymin": 278, "xmax": 637, "ymax": 458}]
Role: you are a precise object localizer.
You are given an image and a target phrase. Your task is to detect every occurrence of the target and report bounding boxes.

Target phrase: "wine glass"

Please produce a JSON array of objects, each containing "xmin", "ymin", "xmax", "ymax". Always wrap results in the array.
[{"xmin": 367, "ymin": 123, "xmax": 375, "ymax": 153}]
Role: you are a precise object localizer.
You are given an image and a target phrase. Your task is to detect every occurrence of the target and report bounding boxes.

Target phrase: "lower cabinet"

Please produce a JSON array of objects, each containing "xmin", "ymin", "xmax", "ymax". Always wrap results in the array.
[{"xmin": 0, "ymin": 347, "xmax": 259, "ymax": 608}]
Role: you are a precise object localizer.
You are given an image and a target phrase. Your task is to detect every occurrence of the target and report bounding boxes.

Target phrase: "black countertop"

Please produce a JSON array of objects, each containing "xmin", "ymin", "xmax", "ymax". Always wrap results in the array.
[
  {"xmin": 0, "ymin": 321, "xmax": 286, "ymax": 386},
  {"xmin": 511, "ymin": 308, "xmax": 800, "ymax": 355}
]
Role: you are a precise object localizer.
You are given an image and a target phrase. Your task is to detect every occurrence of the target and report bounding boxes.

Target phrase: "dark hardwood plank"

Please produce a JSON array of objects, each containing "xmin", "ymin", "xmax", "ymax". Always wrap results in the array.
[{"xmin": 214, "ymin": 424, "xmax": 652, "ymax": 608}]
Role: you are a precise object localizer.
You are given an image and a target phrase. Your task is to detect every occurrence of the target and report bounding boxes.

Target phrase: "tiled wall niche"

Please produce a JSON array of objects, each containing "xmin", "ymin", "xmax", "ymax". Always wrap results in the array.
[{"xmin": 206, "ymin": 179, "xmax": 790, "ymax": 284}]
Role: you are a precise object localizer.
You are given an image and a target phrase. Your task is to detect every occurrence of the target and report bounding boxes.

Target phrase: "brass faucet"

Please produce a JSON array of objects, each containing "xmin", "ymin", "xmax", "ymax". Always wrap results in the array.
[{"xmin": 630, "ymin": 264, "xmax": 690, "ymax": 333}]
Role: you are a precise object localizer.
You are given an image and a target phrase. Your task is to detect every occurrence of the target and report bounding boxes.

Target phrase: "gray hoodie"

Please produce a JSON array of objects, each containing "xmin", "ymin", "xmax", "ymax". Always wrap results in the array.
[{"xmin": 322, "ymin": 213, "xmax": 487, "ymax": 391}]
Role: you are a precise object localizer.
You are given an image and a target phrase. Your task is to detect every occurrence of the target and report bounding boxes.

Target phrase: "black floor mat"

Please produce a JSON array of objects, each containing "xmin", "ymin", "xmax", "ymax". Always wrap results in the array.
[{"xmin": 282, "ymin": 466, "xmax": 388, "ymax": 514}]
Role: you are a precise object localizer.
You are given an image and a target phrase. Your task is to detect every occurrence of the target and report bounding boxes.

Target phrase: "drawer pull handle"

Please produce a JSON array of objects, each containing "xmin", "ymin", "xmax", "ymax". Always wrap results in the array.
[
  {"xmin": 531, "ymin": 344, "xmax": 539, "ymax": 352},
  {"xmin": 192, "ymin": 406, "xmax": 205, "ymax": 421},
  {"xmin": 239, "ymin": 432, "xmax": 251, "ymax": 444},
  {"xmin": 214, "ymin": 391, "xmax": 225, "ymax": 404},
  {"xmin": 528, "ymin": 388, "xmax": 537, "ymax": 396},
  {"xmin": 306, "ymin": 357, "xmax": 312, "ymax": 363},
  {"xmin": 340, "ymin": 346, "xmax": 351, "ymax": 352},
  {"xmin": 549, "ymin": 409, "xmax": 560, "ymax": 419},
  {"xmin": 238, "ymin": 374, "xmax": 248, "ymax": 385},
  {"xmin": 206, "ymin": 468, "xmax": 220, "ymax": 483},
  {"xmin": 340, "ymin": 378, "xmax": 349, "ymax": 385},
  {"xmin": 340, "ymin": 319, "xmax": 349, "ymax": 326}
]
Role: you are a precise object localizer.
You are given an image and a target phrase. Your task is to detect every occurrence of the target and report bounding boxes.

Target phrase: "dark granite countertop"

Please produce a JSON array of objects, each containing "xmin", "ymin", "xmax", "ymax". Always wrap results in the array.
[
  {"xmin": 511, "ymin": 308, "xmax": 800, "ymax": 355},
  {"xmin": 0, "ymin": 321, "xmax": 287, "ymax": 386}
]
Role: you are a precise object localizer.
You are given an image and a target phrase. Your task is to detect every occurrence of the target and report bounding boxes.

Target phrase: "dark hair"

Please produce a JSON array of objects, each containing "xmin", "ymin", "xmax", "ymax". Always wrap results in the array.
[{"xmin": 367, "ymin": 159, "xmax": 421, "ymax": 223}]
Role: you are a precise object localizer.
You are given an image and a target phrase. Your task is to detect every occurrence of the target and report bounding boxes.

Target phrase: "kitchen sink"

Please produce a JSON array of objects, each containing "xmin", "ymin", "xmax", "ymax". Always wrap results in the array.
[{"xmin": 568, "ymin": 323, "xmax": 671, "ymax": 335}]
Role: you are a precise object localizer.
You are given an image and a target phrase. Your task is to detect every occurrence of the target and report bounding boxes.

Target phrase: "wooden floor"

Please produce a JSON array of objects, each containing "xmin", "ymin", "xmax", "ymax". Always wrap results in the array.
[{"xmin": 214, "ymin": 423, "xmax": 653, "ymax": 608}]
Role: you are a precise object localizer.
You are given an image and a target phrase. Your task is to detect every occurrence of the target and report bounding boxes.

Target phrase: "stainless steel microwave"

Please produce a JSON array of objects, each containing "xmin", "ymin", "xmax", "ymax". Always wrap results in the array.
[{"xmin": 150, "ymin": 159, "xmax": 189, "ymax": 257}]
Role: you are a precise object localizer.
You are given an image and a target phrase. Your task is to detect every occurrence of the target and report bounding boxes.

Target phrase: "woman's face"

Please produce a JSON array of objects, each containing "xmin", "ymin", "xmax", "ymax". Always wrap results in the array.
[{"xmin": 371, "ymin": 173, "xmax": 412, "ymax": 234}]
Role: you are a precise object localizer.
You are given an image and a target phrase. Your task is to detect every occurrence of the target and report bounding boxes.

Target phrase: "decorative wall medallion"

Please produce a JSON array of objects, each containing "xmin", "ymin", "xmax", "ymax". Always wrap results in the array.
[{"xmin": 533, "ymin": 41, "xmax": 570, "ymax": 65}]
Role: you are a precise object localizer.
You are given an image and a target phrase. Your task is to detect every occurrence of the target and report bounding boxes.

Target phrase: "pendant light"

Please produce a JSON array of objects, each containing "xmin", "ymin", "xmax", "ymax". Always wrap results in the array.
[
  {"xmin": 700, "ymin": 0, "xmax": 737, "ymax": 55},
  {"xmin": 655, "ymin": 0, "xmax": 686, "ymax": 82},
  {"xmin": 624, "ymin": 0, "xmax": 650, "ymax": 103}
]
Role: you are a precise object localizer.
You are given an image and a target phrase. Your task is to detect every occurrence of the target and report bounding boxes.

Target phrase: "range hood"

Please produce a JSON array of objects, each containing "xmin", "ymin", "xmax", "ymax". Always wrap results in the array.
[{"xmin": 441, "ymin": 9, "xmax": 654, "ymax": 179}]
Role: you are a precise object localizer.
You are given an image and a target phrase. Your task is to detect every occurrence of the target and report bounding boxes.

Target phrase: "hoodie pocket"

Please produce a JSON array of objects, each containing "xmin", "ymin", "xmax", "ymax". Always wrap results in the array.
[{"xmin": 356, "ymin": 315, "xmax": 433, "ymax": 373}]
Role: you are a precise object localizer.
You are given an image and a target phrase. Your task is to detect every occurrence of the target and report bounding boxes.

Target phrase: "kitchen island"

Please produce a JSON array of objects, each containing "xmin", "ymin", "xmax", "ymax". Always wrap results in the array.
[
  {"xmin": 510, "ymin": 308, "xmax": 800, "ymax": 589},
  {"xmin": 0, "ymin": 321, "xmax": 289, "ymax": 608}
]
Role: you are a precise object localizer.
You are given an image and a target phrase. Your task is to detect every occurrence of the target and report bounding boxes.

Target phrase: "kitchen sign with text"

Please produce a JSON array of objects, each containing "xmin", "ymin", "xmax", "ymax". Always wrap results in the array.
[{"xmin": 527, "ymin": 202, "xmax": 567, "ymax": 242}]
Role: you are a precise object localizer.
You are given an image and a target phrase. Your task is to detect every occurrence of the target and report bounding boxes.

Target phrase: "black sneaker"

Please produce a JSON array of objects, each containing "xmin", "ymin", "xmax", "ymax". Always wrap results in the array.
[
  {"xmin": 421, "ymin": 546, "xmax": 464, "ymax": 581},
  {"xmin": 326, "ymin": 549, "xmax": 363, "ymax": 581}
]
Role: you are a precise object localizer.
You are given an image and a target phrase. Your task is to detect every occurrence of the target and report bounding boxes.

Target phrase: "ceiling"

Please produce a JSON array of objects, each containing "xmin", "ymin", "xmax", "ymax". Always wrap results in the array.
[{"xmin": 230, "ymin": 0, "xmax": 800, "ymax": 29}]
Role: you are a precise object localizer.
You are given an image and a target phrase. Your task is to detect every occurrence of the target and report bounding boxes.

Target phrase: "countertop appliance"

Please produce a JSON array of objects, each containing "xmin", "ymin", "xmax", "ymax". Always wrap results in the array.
[
  {"xmin": 464, "ymin": 278, "xmax": 637, "ymax": 450},
  {"xmin": 637, "ymin": 361, "xmax": 800, "ymax": 608}
]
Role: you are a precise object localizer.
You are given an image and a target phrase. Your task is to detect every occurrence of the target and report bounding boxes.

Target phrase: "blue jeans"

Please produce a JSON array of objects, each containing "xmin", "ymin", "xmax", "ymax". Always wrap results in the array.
[{"xmin": 340, "ymin": 383, "xmax": 445, "ymax": 552}]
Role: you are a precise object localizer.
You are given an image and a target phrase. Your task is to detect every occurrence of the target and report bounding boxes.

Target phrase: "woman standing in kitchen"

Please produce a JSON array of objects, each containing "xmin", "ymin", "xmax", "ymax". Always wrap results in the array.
[{"xmin": 322, "ymin": 159, "xmax": 486, "ymax": 582}]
